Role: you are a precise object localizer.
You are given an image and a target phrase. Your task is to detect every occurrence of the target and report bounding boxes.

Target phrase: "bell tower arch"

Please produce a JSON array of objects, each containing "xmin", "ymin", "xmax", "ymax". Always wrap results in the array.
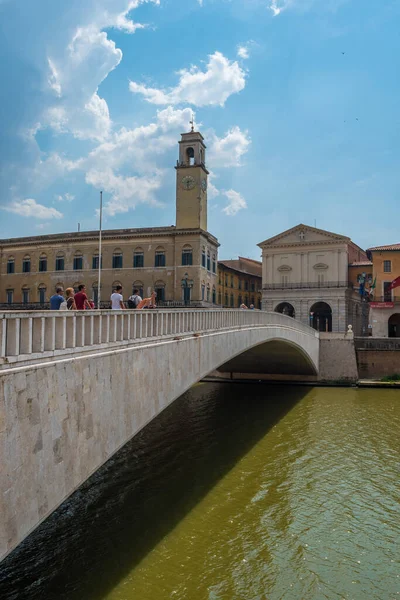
[{"xmin": 175, "ymin": 126, "xmax": 209, "ymax": 230}]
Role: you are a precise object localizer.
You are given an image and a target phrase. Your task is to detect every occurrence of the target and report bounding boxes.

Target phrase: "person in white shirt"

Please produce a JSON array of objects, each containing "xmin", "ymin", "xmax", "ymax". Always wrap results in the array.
[{"xmin": 110, "ymin": 285, "xmax": 125, "ymax": 310}]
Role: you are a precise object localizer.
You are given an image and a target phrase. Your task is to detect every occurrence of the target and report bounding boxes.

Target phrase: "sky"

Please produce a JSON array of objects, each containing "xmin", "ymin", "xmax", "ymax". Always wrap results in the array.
[{"xmin": 0, "ymin": 0, "xmax": 399, "ymax": 260}]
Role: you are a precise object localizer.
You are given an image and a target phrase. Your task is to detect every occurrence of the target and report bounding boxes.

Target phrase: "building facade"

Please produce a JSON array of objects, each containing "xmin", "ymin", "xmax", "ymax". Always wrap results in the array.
[
  {"xmin": 0, "ymin": 129, "xmax": 219, "ymax": 307},
  {"xmin": 258, "ymin": 224, "xmax": 368, "ymax": 334},
  {"xmin": 217, "ymin": 257, "xmax": 262, "ymax": 309},
  {"xmin": 366, "ymin": 244, "xmax": 400, "ymax": 337}
]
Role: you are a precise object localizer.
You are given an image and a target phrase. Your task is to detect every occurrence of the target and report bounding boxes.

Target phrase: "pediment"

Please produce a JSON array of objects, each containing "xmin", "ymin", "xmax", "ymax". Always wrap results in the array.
[
  {"xmin": 277, "ymin": 264, "xmax": 292, "ymax": 272},
  {"xmin": 313, "ymin": 263, "xmax": 329, "ymax": 270},
  {"xmin": 258, "ymin": 224, "xmax": 349, "ymax": 248}
]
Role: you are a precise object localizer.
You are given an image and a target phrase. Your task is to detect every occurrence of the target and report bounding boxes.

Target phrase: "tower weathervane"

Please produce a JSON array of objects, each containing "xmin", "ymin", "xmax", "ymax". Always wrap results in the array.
[{"xmin": 189, "ymin": 113, "xmax": 195, "ymax": 132}]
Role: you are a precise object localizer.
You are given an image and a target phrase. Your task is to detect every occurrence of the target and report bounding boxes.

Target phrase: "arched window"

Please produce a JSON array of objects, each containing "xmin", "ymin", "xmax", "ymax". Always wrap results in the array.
[
  {"xmin": 201, "ymin": 247, "xmax": 206, "ymax": 268},
  {"xmin": 133, "ymin": 280, "xmax": 144, "ymax": 298},
  {"xmin": 207, "ymin": 251, "xmax": 211, "ymax": 271},
  {"xmin": 212, "ymin": 286, "xmax": 216, "ymax": 304},
  {"xmin": 73, "ymin": 251, "xmax": 83, "ymax": 271},
  {"xmin": 310, "ymin": 302, "xmax": 332, "ymax": 332},
  {"xmin": 6, "ymin": 289, "xmax": 13, "ymax": 304},
  {"xmin": 206, "ymin": 284, "xmax": 210, "ymax": 303},
  {"xmin": 182, "ymin": 245, "xmax": 193, "ymax": 266},
  {"xmin": 92, "ymin": 254, "xmax": 102, "ymax": 270},
  {"xmin": 201, "ymin": 281, "xmax": 206, "ymax": 301},
  {"xmin": 133, "ymin": 247, "xmax": 144, "ymax": 268},
  {"xmin": 112, "ymin": 249, "xmax": 123, "ymax": 269},
  {"xmin": 39, "ymin": 253, "xmax": 47, "ymax": 273},
  {"xmin": 112, "ymin": 280, "xmax": 122, "ymax": 292},
  {"xmin": 21, "ymin": 286, "xmax": 30, "ymax": 304},
  {"xmin": 230, "ymin": 293, "xmax": 234, "ymax": 307},
  {"xmin": 155, "ymin": 247, "xmax": 166, "ymax": 268},
  {"xmin": 186, "ymin": 146, "xmax": 195, "ymax": 166},
  {"xmin": 22, "ymin": 255, "xmax": 31, "ymax": 273},
  {"xmin": 212, "ymin": 254, "xmax": 216, "ymax": 274},
  {"xmin": 38, "ymin": 285, "xmax": 46, "ymax": 304},
  {"xmin": 7, "ymin": 257, "xmax": 15, "ymax": 274},
  {"xmin": 154, "ymin": 280, "xmax": 166, "ymax": 302},
  {"xmin": 55, "ymin": 252, "xmax": 65, "ymax": 271}
]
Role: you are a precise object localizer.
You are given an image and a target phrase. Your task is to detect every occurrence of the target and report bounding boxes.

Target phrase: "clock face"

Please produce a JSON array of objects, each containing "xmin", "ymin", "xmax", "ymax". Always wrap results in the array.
[
  {"xmin": 201, "ymin": 179, "xmax": 207, "ymax": 191},
  {"xmin": 181, "ymin": 175, "xmax": 196, "ymax": 190}
]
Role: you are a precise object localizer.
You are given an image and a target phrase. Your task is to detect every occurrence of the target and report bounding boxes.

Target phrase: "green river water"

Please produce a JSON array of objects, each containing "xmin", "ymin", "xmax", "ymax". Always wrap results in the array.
[{"xmin": 0, "ymin": 383, "xmax": 399, "ymax": 600}]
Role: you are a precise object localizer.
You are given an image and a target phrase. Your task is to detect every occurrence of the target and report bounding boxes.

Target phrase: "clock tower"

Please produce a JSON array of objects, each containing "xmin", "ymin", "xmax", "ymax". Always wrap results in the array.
[{"xmin": 175, "ymin": 127, "xmax": 209, "ymax": 230}]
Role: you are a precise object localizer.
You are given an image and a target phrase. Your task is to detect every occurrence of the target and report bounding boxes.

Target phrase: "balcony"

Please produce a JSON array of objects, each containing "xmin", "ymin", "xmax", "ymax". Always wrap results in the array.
[
  {"xmin": 369, "ymin": 296, "xmax": 400, "ymax": 304},
  {"xmin": 262, "ymin": 281, "xmax": 351, "ymax": 291}
]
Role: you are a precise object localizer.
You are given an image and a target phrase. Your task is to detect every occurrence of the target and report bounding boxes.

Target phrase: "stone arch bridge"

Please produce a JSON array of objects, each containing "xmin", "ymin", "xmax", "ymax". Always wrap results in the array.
[{"xmin": 0, "ymin": 309, "xmax": 319, "ymax": 560}]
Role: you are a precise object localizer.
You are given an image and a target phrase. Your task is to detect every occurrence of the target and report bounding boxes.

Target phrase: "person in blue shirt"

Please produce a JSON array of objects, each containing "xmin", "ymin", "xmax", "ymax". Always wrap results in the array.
[{"xmin": 50, "ymin": 287, "xmax": 64, "ymax": 310}]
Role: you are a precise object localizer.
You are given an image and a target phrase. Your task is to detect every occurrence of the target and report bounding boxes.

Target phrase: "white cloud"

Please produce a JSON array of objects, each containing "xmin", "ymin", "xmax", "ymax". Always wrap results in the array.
[
  {"xmin": 270, "ymin": 1, "xmax": 283, "ymax": 16},
  {"xmin": 3, "ymin": 199, "xmax": 63, "ymax": 219},
  {"xmin": 208, "ymin": 126, "xmax": 251, "ymax": 168},
  {"xmin": 222, "ymin": 190, "xmax": 247, "ymax": 216},
  {"xmin": 237, "ymin": 45, "xmax": 250, "ymax": 60},
  {"xmin": 55, "ymin": 193, "xmax": 75, "ymax": 202},
  {"xmin": 129, "ymin": 51, "xmax": 246, "ymax": 107}
]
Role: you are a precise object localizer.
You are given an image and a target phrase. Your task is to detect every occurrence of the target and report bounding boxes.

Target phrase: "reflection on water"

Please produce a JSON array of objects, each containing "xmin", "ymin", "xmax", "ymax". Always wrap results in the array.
[{"xmin": 1, "ymin": 384, "xmax": 399, "ymax": 600}]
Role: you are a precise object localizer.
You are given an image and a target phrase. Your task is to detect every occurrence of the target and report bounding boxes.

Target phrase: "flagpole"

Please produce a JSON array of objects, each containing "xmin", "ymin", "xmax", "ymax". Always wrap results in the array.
[{"xmin": 98, "ymin": 191, "xmax": 103, "ymax": 309}]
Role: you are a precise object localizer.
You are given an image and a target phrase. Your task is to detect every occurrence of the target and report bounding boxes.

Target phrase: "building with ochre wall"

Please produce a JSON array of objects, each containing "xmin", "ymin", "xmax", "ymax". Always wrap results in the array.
[
  {"xmin": 218, "ymin": 257, "xmax": 262, "ymax": 309},
  {"xmin": 0, "ymin": 128, "xmax": 219, "ymax": 307},
  {"xmin": 366, "ymin": 243, "xmax": 400, "ymax": 337}
]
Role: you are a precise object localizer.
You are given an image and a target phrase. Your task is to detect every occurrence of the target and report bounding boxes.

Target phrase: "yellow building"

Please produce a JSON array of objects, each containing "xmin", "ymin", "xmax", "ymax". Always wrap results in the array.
[
  {"xmin": 366, "ymin": 244, "xmax": 400, "ymax": 337},
  {"xmin": 0, "ymin": 128, "xmax": 219, "ymax": 307},
  {"xmin": 218, "ymin": 257, "xmax": 262, "ymax": 309}
]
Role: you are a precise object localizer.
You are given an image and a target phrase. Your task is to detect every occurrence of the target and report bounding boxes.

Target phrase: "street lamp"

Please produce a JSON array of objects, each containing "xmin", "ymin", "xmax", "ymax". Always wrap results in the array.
[{"xmin": 181, "ymin": 274, "xmax": 194, "ymax": 306}]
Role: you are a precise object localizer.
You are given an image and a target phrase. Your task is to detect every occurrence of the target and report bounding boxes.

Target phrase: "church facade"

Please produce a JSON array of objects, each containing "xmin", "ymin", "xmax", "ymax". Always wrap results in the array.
[
  {"xmin": 258, "ymin": 224, "xmax": 368, "ymax": 334},
  {"xmin": 0, "ymin": 129, "xmax": 219, "ymax": 307}
]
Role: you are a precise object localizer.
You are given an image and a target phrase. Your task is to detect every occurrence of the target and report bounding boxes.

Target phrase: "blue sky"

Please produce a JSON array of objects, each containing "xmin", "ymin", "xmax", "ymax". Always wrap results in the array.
[{"xmin": 0, "ymin": 0, "xmax": 399, "ymax": 259}]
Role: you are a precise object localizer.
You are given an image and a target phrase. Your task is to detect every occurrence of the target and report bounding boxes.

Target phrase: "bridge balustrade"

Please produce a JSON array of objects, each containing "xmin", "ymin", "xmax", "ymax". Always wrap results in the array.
[{"xmin": 0, "ymin": 309, "xmax": 317, "ymax": 368}]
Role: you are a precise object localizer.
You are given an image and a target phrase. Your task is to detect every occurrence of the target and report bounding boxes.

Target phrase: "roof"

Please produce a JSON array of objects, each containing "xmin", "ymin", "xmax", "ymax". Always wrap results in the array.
[
  {"xmin": 218, "ymin": 256, "xmax": 262, "ymax": 277},
  {"xmin": 367, "ymin": 244, "xmax": 400, "ymax": 252},
  {"xmin": 349, "ymin": 261, "xmax": 373, "ymax": 267}
]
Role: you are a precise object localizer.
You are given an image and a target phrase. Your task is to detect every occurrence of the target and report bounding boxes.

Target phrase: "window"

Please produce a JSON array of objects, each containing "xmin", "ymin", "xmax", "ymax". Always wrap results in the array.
[
  {"xmin": 155, "ymin": 281, "xmax": 166, "ymax": 302},
  {"xmin": 92, "ymin": 255, "xmax": 102, "ymax": 270},
  {"xmin": 22, "ymin": 288, "xmax": 30, "ymax": 304},
  {"xmin": 281, "ymin": 275, "xmax": 289, "ymax": 286},
  {"xmin": 317, "ymin": 274, "xmax": 324, "ymax": 285},
  {"xmin": 133, "ymin": 281, "xmax": 144, "ymax": 298},
  {"xmin": 202, "ymin": 248, "xmax": 206, "ymax": 268},
  {"xmin": 186, "ymin": 146, "xmax": 195, "ymax": 166},
  {"xmin": 251, "ymin": 282, "xmax": 255, "ymax": 292},
  {"xmin": 384, "ymin": 260, "xmax": 392, "ymax": 273},
  {"xmin": 218, "ymin": 292, "xmax": 222, "ymax": 305},
  {"xmin": 22, "ymin": 256, "xmax": 31, "ymax": 273},
  {"xmin": 73, "ymin": 255, "xmax": 83, "ymax": 270},
  {"xmin": 202, "ymin": 283, "xmax": 205, "ymax": 300},
  {"xmin": 39, "ymin": 255, "xmax": 47, "ymax": 272},
  {"xmin": 7, "ymin": 258, "xmax": 14, "ymax": 274},
  {"xmin": 238, "ymin": 295, "xmax": 242, "ymax": 307},
  {"xmin": 155, "ymin": 249, "xmax": 166, "ymax": 267},
  {"xmin": 244, "ymin": 281, "xmax": 249, "ymax": 291},
  {"xmin": 207, "ymin": 251, "xmax": 211, "ymax": 271},
  {"xmin": 225, "ymin": 275, "xmax": 228, "ymax": 287},
  {"xmin": 182, "ymin": 246, "xmax": 193, "ymax": 266},
  {"xmin": 218, "ymin": 272, "xmax": 221, "ymax": 285},
  {"xmin": 251, "ymin": 297, "xmax": 255, "ymax": 306},
  {"xmin": 384, "ymin": 281, "xmax": 393, "ymax": 302},
  {"xmin": 92, "ymin": 284, "xmax": 99, "ymax": 307},
  {"xmin": 212, "ymin": 287, "xmax": 216, "ymax": 304},
  {"xmin": 55, "ymin": 254, "xmax": 65, "ymax": 271},
  {"xmin": 238, "ymin": 279, "xmax": 242, "ymax": 290},
  {"xmin": 230, "ymin": 294, "xmax": 234, "ymax": 307},
  {"xmin": 230, "ymin": 275, "xmax": 234, "ymax": 288},
  {"xmin": 206, "ymin": 285, "xmax": 210, "ymax": 303},
  {"xmin": 245, "ymin": 295, "xmax": 249, "ymax": 306},
  {"xmin": 6, "ymin": 289, "xmax": 13, "ymax": 304},
  {"xmin": 38, "ymin": 286, "xmax": 46, "ymax": 304},
  {"xmin": 224, "ymin": 293, "xmax": 228, "ymax": 306},
  {"xmin": 112, "ymin": 250, "xmax": 123, "ymax": 269},
  {"xmin": 133, "ymin": 248, "xmax": 144, "ymax": 268},
  {"xmin": 212, "ymin": 255, "xmax": 216, "ymax": 273}
]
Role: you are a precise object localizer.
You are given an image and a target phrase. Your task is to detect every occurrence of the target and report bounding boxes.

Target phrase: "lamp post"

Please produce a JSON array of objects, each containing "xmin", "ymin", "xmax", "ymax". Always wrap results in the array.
[{"xmin": 181, "ymin": 274, "xmax": 194, "ymax": 306}]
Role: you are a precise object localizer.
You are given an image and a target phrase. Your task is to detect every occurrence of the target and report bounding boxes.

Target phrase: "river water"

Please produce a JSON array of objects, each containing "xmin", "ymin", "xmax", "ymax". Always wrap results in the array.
[{"xmin": 1, "ymin": 383, "xmax": 399, "ymax": 600}]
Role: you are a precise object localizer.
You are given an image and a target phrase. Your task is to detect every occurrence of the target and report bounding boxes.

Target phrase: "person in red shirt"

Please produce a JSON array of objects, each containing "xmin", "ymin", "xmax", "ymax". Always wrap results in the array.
[{"xmin": 74, "ymin": 284, "xmax": 91, "ymax": 310}]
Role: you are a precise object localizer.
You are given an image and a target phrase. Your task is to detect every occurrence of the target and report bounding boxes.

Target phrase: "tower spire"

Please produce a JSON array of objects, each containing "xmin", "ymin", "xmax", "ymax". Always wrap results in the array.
[{"xmin": 189, "ymin": 112, "xmax": 195, "ymax": 133}]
